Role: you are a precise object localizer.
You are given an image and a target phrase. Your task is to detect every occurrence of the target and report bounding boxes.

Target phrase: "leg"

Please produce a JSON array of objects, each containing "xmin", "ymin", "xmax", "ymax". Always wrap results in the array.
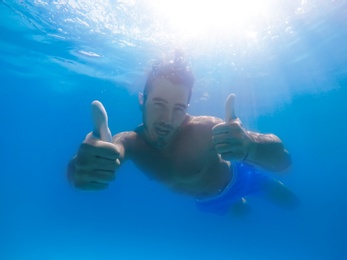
[
  {"xmin": 235, "ymin": 162, "xmax": 300, "ymax": 209},
  {"xmin": 261, "ymin": 178, "xmax": 300, "ymax": 209}
]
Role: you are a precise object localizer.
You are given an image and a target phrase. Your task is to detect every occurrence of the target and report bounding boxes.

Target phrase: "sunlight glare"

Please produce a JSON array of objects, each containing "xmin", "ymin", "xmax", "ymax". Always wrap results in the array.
[{"xmin": 148, "ymin": 0, "xmax": 276, "ymax": 40}]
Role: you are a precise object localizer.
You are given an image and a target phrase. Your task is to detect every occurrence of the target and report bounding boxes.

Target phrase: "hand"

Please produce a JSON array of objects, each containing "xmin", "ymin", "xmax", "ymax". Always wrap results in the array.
[
  {"xmin": 212, "ymin": 94, "xmax": 252, "ymax": 161},
  {"xmin": 73, "ymin": 101, "xmax": 120, "ymax": 190}
]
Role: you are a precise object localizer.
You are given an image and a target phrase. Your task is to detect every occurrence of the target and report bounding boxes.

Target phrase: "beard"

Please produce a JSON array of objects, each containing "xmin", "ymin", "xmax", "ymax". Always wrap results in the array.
[{"xmin": 144, "ymin": 123, "xmax": 175, "ymax": 149}]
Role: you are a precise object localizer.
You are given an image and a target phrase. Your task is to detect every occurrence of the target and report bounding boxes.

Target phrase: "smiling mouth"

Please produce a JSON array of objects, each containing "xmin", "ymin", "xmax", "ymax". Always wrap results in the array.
[{"xmin": 155, "ymin": 127, "xmax": 171, "ymax": 137}]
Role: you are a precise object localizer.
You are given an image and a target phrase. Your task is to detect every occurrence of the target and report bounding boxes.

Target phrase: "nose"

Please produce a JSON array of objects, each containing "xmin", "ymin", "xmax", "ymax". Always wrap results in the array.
[{"xmin": 159, "ymin": 108, "xmax": 173, "ymax": 125}]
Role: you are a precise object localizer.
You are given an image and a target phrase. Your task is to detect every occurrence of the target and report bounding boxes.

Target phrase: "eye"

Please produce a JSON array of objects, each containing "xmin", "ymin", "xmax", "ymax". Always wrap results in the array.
[
  {"xmin": 174, "ymin": 106, "xmax": 186, "ymax": 114},
  {"xmin": 153, "ymin": 102, "xmax": 163, "ymax": 109}
]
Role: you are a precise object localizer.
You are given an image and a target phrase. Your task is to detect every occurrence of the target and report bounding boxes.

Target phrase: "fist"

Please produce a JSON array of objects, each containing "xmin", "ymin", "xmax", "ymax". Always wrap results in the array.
[
  {"xmin": 212, "ymin": 94, "xmax": 252, "ymax": 161},
  {"xmin": 73, "ymin": 134, "xmax": 120, "ymax": 190}
]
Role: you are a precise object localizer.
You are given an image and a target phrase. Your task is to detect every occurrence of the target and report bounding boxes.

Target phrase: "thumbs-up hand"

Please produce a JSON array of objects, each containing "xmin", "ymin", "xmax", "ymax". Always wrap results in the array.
[
  {"xmin": 212, "ymin": 94, "xmax": 252, "ymax": 161},
  {"xmin": 72, "ymin": 101, "xmax": 120, "ymax": 190}
]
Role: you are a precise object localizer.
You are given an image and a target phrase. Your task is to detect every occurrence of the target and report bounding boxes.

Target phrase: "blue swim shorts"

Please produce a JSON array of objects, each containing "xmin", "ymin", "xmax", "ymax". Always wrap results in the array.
[{"xmin": 195, "ymin": 162, "xmax": 271, "ymax": 215}]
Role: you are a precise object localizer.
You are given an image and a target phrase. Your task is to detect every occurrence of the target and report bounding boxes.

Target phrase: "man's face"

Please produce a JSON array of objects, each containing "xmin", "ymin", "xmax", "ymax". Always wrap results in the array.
[{"xmin": 140, "ymin": 77, "xmax": 190, "ymax": 148}]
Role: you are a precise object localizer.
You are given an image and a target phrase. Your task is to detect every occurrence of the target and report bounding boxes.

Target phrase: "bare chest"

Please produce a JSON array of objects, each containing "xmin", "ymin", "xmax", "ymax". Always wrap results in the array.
[{"xmin": 130, "ymin": 126, "xmax": 216, "ymax": 184}]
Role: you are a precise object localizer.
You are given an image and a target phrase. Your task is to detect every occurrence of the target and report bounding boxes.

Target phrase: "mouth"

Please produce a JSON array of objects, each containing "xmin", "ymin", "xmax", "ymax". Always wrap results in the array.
[{"xmin": 155, "ymin": 127, "xmax": 171, "ymax": 137}]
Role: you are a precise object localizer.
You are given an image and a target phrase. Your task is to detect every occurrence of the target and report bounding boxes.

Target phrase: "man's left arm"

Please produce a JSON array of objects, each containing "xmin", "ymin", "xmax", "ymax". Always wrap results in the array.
[
  {"xmin": 243, "ymin": 131, "xmax": 291, "ymax": 171},
  {"xmin": 212, "ymin": 94, "xmax": 291, "ymax": 172}
]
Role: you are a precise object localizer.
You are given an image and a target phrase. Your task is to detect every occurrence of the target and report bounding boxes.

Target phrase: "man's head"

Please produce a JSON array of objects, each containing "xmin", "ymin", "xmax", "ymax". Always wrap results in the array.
[
  {"xmin": 143, "ymin": 53, "xmax": 194, "ymax": 104},
  {"xmin": 139, "ymin": 53, "xmax": 195, "ymax": 148}
]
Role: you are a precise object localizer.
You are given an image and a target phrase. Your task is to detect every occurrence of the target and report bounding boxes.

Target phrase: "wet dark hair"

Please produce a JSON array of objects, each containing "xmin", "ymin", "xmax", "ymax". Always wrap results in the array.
[{"xmin": 143, "ymin": 51, "xmax": 194, "ymax": 103}]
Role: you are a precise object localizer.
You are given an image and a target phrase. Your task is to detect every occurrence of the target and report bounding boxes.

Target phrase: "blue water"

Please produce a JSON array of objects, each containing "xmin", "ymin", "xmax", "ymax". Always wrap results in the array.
[{"xmin": 1, "ymin": 1, "xmax": 347, "ymax": 259}]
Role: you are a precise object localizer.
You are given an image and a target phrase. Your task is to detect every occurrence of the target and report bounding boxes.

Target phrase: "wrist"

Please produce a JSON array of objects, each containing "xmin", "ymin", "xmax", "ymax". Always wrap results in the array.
[{"xmin": 242, "ymin": 131, "xmax": 257, "ymax": 163}]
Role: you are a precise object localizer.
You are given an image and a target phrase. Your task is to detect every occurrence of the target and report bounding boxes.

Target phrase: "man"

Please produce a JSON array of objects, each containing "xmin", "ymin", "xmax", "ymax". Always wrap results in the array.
[{"xmin": 67, "ymin": 55, "xmax": 298, "ymax": 215}]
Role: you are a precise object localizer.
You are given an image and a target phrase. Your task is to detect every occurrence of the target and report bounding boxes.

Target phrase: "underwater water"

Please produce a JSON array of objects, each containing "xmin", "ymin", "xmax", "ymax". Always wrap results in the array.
[{"xmin": 1, "ymin": 0, "xmax": 347, "ymax": 259}]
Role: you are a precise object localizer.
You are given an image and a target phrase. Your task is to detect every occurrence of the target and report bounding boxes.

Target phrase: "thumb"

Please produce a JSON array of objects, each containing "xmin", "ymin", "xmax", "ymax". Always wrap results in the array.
[
  {"xmin": 225, "ymin": 94, "xmax": 237, "ymax": 122},
  {"xmin": 91, "ymin": 100, "xmax": 112, "ymax": 142}
]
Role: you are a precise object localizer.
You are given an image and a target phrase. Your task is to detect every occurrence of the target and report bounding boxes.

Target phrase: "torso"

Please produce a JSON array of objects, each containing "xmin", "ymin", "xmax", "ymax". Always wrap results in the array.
[{"xmin": 118, "ymin": 115, "xmax": 233, "ymax": 198}]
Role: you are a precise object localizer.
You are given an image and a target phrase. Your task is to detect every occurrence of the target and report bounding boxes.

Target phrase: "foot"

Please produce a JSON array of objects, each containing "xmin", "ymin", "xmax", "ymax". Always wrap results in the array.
[{"xmin": 230, "ymin": 198, "xmax": 251, "ymax": 216}]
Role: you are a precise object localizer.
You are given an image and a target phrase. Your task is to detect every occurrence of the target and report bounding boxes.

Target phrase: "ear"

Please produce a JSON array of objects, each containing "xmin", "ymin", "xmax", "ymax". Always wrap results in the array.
[{"xmin": 138, "ymin": 92, "xmax": 144, "ymax": 111}]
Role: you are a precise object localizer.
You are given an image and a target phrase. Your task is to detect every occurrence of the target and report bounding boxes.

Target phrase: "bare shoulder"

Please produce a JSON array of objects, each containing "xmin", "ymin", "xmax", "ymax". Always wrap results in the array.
[
  {"xmin": 186, "ymin": 115, "xmax": 223, "ymax": 127},
  {"xmin": 174, "ymin": 115, "xmax": 222, "ymax": 152},
  {"xmin": 178, "ymin": 115, "xmax": 223, "ymax": 137},
  {"xmin": 111, "ymin": 130, "xmax": 143, "ymax": 160},
  {"xmin": 112, "ymin": 131, "xmax": 137, "ymax": 141}
]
